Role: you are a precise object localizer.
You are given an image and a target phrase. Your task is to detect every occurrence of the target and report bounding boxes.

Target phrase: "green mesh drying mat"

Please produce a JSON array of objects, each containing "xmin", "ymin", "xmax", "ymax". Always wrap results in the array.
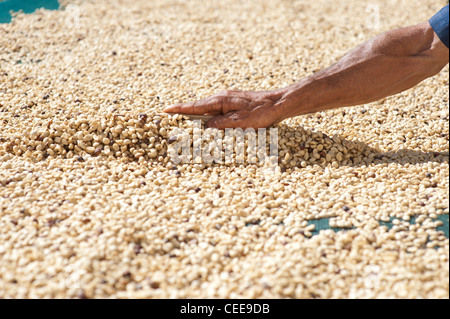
[
  {"xmin": 0, "ymin": 0, "xmax": 59, "ymax": 23},
  {"xmin": 307, "ymin": 214, "xmax": 449, "ymax": 238}
]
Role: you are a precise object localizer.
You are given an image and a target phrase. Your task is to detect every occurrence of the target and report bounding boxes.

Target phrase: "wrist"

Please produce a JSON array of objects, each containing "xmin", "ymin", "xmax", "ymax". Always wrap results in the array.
[{"xmin": 273, "ymin": 79, "xmax": 314, "ymax": 122}]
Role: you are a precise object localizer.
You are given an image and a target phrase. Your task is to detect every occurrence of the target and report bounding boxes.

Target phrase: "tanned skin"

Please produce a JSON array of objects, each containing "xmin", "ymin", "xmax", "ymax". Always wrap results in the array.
[{"xmin": 164, "ymin": 22, "xmax": 449, "ymax": 129}]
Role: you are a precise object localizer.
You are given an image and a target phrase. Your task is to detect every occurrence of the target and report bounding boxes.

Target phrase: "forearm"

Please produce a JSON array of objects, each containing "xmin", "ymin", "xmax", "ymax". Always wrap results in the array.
[{"xmin": 276, "ymin": 22, "xmax": 449, "ymax": 121}]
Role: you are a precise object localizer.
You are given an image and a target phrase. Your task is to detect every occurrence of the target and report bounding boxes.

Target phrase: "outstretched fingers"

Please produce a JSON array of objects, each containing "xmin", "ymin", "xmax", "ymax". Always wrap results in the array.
[
  {"xmin": 163, "ymin": 99, "xmax": 218, "ymax": 115},
  {"xmin": 163, "ymin": 96, "xmax": 247, "ymax": 115}
]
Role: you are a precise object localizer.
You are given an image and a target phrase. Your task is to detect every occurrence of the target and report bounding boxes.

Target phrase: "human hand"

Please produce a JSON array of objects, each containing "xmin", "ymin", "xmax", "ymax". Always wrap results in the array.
[{"xmin": 163, "ymin": 89, "xmax": 286, "ymax": 129}]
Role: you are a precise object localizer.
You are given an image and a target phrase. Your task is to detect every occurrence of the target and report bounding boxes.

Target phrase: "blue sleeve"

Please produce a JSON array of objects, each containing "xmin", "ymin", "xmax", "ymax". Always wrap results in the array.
[{"xmin": 429, "ymin": 5, "xmax": 449, "ymax": 48}]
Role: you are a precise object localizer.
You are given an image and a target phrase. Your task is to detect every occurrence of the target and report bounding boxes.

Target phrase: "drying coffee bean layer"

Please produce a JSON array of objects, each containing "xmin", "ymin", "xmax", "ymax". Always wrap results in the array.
[{"xmin": 0, "ymin": 0, "xmax": 448, "ymax": 298}]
